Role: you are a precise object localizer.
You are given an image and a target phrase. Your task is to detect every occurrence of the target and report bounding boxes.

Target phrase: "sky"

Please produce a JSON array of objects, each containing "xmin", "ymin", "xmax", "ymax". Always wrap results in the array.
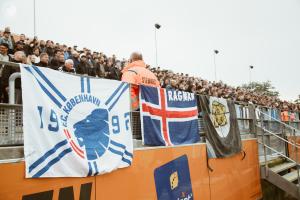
[{"xmin": 1, "ymin": 0, "xmax": 299, "ymax": 100}]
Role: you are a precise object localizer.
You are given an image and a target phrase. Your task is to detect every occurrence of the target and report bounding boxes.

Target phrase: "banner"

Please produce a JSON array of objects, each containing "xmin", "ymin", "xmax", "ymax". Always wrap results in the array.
[
  {"xmin": 140, "ymin": 85, "xmax": 199, "ymax": 146},
  {"xmin": 21, "ymin": 65, "xmax": 133, "ymax": 177},
  {"xmin": 199, "ymin": 95, "xmax": 242, "ymax": 158}
]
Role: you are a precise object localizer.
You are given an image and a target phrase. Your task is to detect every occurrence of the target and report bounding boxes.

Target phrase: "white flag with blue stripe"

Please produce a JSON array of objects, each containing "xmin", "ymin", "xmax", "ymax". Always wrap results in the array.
[{"xmin": 20, "ymin": 64, "xmax": 133, "ymax": 177}]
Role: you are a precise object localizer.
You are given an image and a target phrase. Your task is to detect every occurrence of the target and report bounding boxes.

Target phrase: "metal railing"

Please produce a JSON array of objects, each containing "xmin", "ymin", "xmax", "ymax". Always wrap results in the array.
[{"xmin": 257, "ymin": 109, "xmax": 300, "ymax": 184}]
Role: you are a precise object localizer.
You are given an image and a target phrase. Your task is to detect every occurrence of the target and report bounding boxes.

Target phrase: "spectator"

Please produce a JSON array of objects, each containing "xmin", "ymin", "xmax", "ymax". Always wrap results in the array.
[
  {"xmin": 0, "ymin": 43, "xmax": 10, "ymax": 62},
  {"xmin": 95, "ymin": 56, "xmax": 106, "ymax": 78},
  {"xmin": 122, "ymin": 52, "xmax": 160, "ymax": 110},
  {"xmin": 36, "ymin": 53, "xmax": 49, "ymax": 67},
  {"xmin": 50, "ymin": 50, "xmax": 64, "ymax": 70},
  {"xmin": 0, "ymin": 43, "xmax": 10, "ymax": 102},
  {"xmin": 76, "ymin": 53, "xmax": 89, "ymax": 75},
  {"xmin": 58, "ymin": 59, "xmax": 75, "ymax": 73},
  {"xmin": 106, "ymin": 58, "xmax": 121, "ymax": 80},
  {"xmin": 31, "ymin": 47, "xmax": 40, "ymax": 64},
  {"xmin": 70, "ymin": 51, "xmax": 80, "ymax": 69},
  {"xmin": 1, "ymin": 51, "xmax": 26, "ymax": 104},
  {"xmin": 45, "ymin": 40, "xmax": 55, "ymax": 57},
  {"xmin": 0, "ymin": 27, "xmax": 14, "ymax": 54},
  {"xmin": 39, "ymin": 40, "xmax": 47, "ymax": 53},
  {"xmin": 18, "ymin": 33, "xmax": 26, "ymax": 43},
  {"xmin": 14, "ymin": 41, "xmax": 25, "ymax": 53}
]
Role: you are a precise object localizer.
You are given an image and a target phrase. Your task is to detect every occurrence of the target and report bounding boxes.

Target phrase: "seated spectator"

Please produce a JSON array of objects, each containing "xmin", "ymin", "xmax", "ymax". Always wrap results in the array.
[
  {"xmin": 36, "ymin": 53, "xmax": 49, "ymax": 67},
  {"xmin": 58, "ymin": 59, "xmax": 75, "ymax": 73},
  {"xmin": 1, "ymin": 51, "xmax": 26, "ymax": 104}
]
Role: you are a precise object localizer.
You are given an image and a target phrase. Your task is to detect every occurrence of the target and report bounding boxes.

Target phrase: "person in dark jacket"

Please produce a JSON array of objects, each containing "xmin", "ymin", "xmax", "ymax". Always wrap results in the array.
[
  {"xmin": 76, "ymin": 54, "xmax": 89, "ymax": 75},
  {"xmin": 36, "ymin": 53, "xmax": 49, "ymax": 68},
  {"xmin": 1, "ymin": 51, "xmax": 26, "ymax": 104},
  {"xmin": 106, "ymin": 60, "xmax": 121, "ymax": 80},
  {"xmin": 50, "ymin": 53, "xmax": 65, "ymax": 70}
]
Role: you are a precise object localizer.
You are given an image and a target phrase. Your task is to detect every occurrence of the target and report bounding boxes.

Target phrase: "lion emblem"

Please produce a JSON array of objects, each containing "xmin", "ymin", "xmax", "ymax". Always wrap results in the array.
[
  {"xmin": 73, "ymin": 108, "xmax": 110, "ymax": 160},
  {"xmin": 211, "ymin": 101, "xmax": 227, "ymax": 128}
]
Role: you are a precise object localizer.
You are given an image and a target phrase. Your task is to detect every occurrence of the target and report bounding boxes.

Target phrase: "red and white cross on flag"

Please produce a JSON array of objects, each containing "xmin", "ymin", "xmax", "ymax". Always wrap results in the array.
[{"xmin": 140, "ymin": 86, "xmax": 199, "ymax": 146}]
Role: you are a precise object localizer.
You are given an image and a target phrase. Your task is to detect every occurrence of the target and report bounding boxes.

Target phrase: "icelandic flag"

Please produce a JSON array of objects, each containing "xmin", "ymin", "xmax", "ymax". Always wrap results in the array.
[
  {"xmin": 140, "ymin": 85, "xmax": 199, "ymax": 146},
  {"xmin": 20, "ymin": 64, "xmax": 133, "ymax": 177}
]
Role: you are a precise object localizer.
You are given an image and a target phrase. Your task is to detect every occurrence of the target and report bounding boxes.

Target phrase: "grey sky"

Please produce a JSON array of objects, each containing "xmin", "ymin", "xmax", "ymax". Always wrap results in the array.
[{"xmin": 1, "ymin": 0, "xmax": 299, "ymax": 100}]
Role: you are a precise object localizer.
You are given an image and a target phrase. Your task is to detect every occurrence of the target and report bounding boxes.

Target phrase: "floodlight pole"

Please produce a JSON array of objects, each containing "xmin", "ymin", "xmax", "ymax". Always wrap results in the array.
[
  {"xmin": 213, "ymin": 50, "xmax": 219, "ymax": 82},
  {"xmin": 33, "ymin": 0, "xmax": 36, "ymax": 37}
]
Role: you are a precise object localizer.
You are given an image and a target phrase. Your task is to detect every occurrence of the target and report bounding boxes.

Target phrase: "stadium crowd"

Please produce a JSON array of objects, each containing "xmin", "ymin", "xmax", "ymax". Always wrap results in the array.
[{"xmin": 0, "ymin": 27, "xmax": 299, "ymax": 115}]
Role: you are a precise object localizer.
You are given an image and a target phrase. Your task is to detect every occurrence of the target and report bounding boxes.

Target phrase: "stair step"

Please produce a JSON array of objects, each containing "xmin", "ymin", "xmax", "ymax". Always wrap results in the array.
[
  {"xmin": 270, "ymin": 162, "xmax": 297, "ymax": 173},
  {"xmin": 282, "ymin": 170, "xmax": 300, "ymax": 182}
]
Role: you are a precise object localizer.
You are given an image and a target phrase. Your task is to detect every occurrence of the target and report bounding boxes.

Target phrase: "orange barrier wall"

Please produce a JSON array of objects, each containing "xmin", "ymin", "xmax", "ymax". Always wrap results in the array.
[
  {"xmin": 0, "ymin": 139, "xmax": 261, "ymax": 200},
  {"xmin": 287, "ymin": 136, "xmax": 300, "ymax": 161},
  {"xmin": 209, "ymin": 139, "xmax": 262, "ymax": 200}
]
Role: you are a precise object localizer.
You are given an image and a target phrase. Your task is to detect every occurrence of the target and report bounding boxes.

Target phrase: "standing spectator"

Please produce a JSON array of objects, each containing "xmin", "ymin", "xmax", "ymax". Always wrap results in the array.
[
  {"xmin": 14, "ymin": 41, "xmax": 25, "ymax": 53},
  {"xmin": 70, "ymin": 51, "xmax": 80, "ymax": 69},
  {"xmin": 58, "ymin": 59, "xmax": 75, "ymax": 73},
  {"xmin": 0, "ymin": 43, "xmax": 10, "ymax": 102},
  {"xmin": 122, "ymin": 52, "xmax": 160, "ymax": 110},
  {"xmin": 39, "ymin": 40, "xmax": 47, "ymax": 53},
  {"xmin": 1, "ymin": 51, "xmax": 26, "ymax": 104},
  {"xmin": 76, "ymin": 54, "xmax": 89, "ymax": 75},
  {"xmin": 0, "ymin": 27, "xmax": 14, "ymax": 54},
  {"xmin": 50, "ymin": 50, "xmax": 64, "ymax": 70},
  {"xmin": 0, "ymin": 43, "xmax": 9, "ymax": 62},
  {"xmin": 95, "ymin": 57, "xmax": 106, "ymax": 78},
  {"xmin": 36, "ymin": 53, "xmax": 49, "ymax": 67},
  {"xmin": 18, "ymin": 34, "xmax": 26, "ymax": 43},
  {"xmin": 45, "ymin": 40, "xmax": 55, "ymax": 57},
  {"xmin": 31, "ymin": 47, "xmax": 40, "ymax": 64}
]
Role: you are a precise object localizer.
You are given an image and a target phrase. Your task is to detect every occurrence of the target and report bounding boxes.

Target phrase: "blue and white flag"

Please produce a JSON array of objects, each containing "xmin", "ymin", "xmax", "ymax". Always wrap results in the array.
[
  {"xmin": 21, "ymin": 64, "xmax": 133, "ymax": 178},
  {"xmin": 140, "ymin": 85, "xmax": 199, "ymax": 146}
]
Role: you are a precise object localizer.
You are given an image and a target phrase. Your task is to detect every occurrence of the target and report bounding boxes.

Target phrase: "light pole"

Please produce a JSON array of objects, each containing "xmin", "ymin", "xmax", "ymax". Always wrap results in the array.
[
  {"xmin": 249, "ymin": 65, "xmax": 254, "ymax": 89},
  {"xmin": 33, "ymin": 0, "xmax": 36, "ymax": 37},
  {"xmin": 154, "ymin": 23, "xmax": 161, "ymax": 67},
  {"xmin": 213, "ymin": 50, "xmax": 219, "ymax": 82}
]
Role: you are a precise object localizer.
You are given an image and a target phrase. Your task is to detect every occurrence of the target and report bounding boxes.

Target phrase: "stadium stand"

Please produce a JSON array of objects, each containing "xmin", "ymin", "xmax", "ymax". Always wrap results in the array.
[{"xmin": 0, "ymin": 27, "xmax": 299, "ymax": 117}]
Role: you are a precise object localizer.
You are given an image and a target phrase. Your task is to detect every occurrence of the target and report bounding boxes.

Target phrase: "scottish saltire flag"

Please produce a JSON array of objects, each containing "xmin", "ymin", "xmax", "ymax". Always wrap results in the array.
[
  {"xmin": 20, "ymin": 64, "xmax": 133, "ymax": 178},
  {"xmin": 140, "ymin": 85, "xmax": 199, "ymax": 146}
]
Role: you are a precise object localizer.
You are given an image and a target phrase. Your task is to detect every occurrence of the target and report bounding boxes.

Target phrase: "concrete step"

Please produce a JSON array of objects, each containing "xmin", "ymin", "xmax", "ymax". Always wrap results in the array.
[
  {"xmin": 282, "ymin": 170, "xmax": 300, "ymax": 182},
  {"xmin": 270, "ymin": 162, "xmax": 297, "ymax": 174}
]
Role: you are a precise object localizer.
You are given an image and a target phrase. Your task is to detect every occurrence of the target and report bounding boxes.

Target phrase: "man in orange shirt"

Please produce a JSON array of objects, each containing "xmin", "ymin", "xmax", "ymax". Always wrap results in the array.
[{"xmin": 122, "ymin": 52, "xmax": 160, "ymax": 110}]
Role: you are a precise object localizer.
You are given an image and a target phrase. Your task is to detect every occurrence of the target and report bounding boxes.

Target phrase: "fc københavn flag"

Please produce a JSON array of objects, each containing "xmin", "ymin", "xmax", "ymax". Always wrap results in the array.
[
  {"xmin": 140, "ymin": 85, "xmax": 199, "ymax": 146},
  {"xmin": 20, "ymin": 64, "xmax": 133, "ymax": 177},
  {"xmin": 199, "ymin": 95, "xmax": 242, "ymax": 158}
]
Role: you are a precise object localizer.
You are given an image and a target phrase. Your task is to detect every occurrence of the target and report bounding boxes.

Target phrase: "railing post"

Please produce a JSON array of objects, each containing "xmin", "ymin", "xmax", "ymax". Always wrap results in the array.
[
  {"xmin": 293, "ymin": 129, "xmax": 300, "ymax": 189},
  {"xmin": 260, "ymin": 111, "xmax": 268, "ymax": 177},
  {"xmin": 8, "ymin": 72, "xmax": 21, "ymax": 104}
]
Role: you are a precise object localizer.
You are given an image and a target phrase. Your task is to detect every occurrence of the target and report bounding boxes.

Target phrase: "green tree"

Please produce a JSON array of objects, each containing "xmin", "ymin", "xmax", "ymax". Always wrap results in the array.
[
  {"xmin": 241, "ymin": 81, "xmax": 279, "ymax": 97},
  {"xmin": 295, "ymin": 95, "xmax": 300, "ymax": 104}
]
